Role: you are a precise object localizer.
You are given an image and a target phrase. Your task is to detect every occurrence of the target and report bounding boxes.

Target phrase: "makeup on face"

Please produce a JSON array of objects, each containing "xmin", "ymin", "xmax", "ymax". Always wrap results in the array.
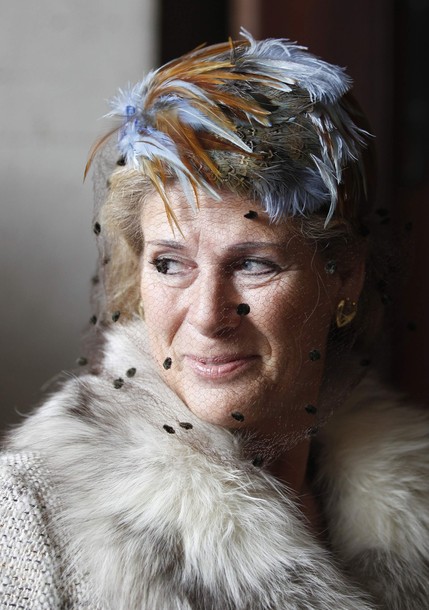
[{"xmin": 140, "ymin": 188, "xmax": 341, "ymax": 434}]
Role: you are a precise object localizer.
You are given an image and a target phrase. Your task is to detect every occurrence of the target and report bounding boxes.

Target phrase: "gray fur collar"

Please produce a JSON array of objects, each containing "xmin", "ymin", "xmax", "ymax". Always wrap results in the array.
[{"xmin": 8, "ymin": 321, "xmax": 429, "ymax": 609}]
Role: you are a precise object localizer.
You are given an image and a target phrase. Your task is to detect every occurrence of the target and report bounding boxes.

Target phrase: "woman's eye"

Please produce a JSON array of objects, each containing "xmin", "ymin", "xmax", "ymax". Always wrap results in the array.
[
  {"xmin": 151, "ymin": 257, "xmax": 187, "ymax": 275},
  {"xmin": 238, "ymin": 259, "xmax": 279, "ymax": 275}
]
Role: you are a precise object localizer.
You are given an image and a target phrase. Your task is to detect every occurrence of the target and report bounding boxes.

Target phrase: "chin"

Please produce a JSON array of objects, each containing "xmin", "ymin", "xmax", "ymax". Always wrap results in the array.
[
  {"xmin": 184, "ymin": 397, "xmax": 247, "ymax": 427},
  {"xmin": 178, "ymin": 384, "xmax": 266, "ymax": 430}
]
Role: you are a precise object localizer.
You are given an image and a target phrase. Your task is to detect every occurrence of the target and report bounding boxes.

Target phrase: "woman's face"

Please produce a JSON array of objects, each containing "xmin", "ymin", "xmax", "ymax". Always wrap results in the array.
[{"xmin": 140, "ymin": 188, "xmax": 348, "ymax": 435}]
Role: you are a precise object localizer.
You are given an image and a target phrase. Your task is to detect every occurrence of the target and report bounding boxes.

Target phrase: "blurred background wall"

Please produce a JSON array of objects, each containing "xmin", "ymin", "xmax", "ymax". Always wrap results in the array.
[
  {"xmin": 1, "ymin": 0, "xmax": 428, "ymax": 434},
  {"xmin": 0, "ymin": 0, "xmax": 158, "ymax": 431}
]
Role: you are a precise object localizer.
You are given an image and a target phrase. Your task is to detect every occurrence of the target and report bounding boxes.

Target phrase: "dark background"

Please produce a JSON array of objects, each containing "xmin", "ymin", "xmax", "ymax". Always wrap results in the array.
[{"xmin": 161, "ymin": 0, "xmax": 429, "ymax": 404}]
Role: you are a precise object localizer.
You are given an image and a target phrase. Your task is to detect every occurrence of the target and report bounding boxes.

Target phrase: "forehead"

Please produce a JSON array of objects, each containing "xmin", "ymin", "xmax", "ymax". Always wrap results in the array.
[{"xmin": 141, "ymin": 187, "xmax": 299, "ymax": 245}]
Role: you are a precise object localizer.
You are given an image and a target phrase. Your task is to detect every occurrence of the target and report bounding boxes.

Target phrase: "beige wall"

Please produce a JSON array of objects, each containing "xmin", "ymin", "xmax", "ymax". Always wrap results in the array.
[{"xmin": 0, "ymin": 0, "xmax": 158, "ymax": 431}]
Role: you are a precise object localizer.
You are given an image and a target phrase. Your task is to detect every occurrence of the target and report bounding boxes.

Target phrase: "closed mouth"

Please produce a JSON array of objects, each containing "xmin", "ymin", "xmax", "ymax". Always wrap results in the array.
[
  {"xmin": 185, "ymin": 354, "xmax": 259, "ymax": 379},
  {"xmin": 188, "ymin": 354, "xmax": 253, "ymax": 364}
]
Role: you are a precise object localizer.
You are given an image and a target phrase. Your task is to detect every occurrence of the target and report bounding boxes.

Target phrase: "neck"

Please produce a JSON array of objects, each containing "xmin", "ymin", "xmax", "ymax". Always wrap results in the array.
[
  {"xmin": 266, "ymin": 438, "xmax": 325, "ymax": 538},
  {"xmin": 267, "ymin": 437, "xmax": 311, "ymax": 494}
]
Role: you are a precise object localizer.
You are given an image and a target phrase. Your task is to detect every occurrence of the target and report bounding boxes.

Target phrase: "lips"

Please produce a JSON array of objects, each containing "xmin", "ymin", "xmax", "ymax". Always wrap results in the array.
[
  {"xmin": 185, "ymin": 354, "xmax": 258, "ymax": 380},
  {"xmin": 190, "ymin": 354, "xmax": 250, "ymax": 364}
]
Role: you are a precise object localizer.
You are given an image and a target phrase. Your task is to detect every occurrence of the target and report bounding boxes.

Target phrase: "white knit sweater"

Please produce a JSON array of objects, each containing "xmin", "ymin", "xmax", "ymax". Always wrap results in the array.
[{"xmin": 0, "ymin": 453, "xmax": 100, "ymax": 609}]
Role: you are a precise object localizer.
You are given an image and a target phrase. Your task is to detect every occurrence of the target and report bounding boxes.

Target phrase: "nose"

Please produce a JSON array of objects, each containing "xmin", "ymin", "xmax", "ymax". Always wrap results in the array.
[{"xmin": 186, "ymin": 265, "xmax": 242, "ymax": 337}]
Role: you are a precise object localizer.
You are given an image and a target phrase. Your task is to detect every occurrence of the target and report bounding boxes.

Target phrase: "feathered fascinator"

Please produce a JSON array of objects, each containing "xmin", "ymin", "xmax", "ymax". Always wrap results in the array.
[{"xmin": 86, "ymin": 29, "xmax": 371, "ymax": 227}]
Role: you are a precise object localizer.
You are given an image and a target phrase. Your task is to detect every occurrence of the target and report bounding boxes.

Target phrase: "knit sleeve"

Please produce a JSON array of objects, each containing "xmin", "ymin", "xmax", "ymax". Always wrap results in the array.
[{"xmin": 0, "ymin": 452, "xmax": 64, "ymax": 609}]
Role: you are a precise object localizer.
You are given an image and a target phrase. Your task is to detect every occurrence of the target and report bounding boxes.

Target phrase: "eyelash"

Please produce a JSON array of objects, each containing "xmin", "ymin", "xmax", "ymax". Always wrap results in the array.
[
  {"xmin": 149, "ymin": 256, "xmax": 280, "ymax": 276},
  {"xmin": 231, "ymin": 258, "xmax": 280, "ymax": 275},
  {"xmin": 150, "ymin": 257, "xmax": 185, "ymax": 275}
]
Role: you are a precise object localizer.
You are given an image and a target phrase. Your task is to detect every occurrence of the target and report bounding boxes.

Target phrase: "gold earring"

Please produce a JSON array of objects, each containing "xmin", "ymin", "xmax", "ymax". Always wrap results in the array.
[
  {"xmin": 336, "ymin": 298, "xmax": 357, "ymax": 328},
  {"xmin": 138, "ymin": 299, "xmax": 145, "ymax": 319}
]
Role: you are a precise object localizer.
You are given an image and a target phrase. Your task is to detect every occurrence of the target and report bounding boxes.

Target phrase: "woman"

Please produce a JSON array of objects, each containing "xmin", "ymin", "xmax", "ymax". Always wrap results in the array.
[{"xmin": 1, "ymin": 31, "xmax": 429, "ymax": 610}]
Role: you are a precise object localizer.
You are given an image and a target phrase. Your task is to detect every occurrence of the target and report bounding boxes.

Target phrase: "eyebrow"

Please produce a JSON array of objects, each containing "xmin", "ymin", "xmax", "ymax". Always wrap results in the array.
[
  {"xmin": 145, "ymin": 240, "xmax": 285, "ymax": 252},
  {"xmin": 227, "ymin": 241, "xmax": 285, "ymax": 252},
  {"xmin": 145, "ymin": 240, "xmax": 186, "ymax": 250}
]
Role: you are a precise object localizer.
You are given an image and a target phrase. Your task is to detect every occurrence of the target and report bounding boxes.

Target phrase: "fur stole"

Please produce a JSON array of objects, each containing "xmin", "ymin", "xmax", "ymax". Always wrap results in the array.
[{"xmin": 7, "ymin": 321, "xmax": 429, "ymax": 609}]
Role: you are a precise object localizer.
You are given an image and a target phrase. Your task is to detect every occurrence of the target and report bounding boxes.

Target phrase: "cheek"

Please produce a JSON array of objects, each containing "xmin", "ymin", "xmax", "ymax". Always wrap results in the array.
[
  {"xmin": 140, "ymin": 274, "xmax": 177, "ymax": 350},
  {"xmin": 259, "ymin": 274, "xmax": 334, "ymax": 357},
  {"xmin": 141, "ymin": 275, "xmax": 166, "ymax": 313}
]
